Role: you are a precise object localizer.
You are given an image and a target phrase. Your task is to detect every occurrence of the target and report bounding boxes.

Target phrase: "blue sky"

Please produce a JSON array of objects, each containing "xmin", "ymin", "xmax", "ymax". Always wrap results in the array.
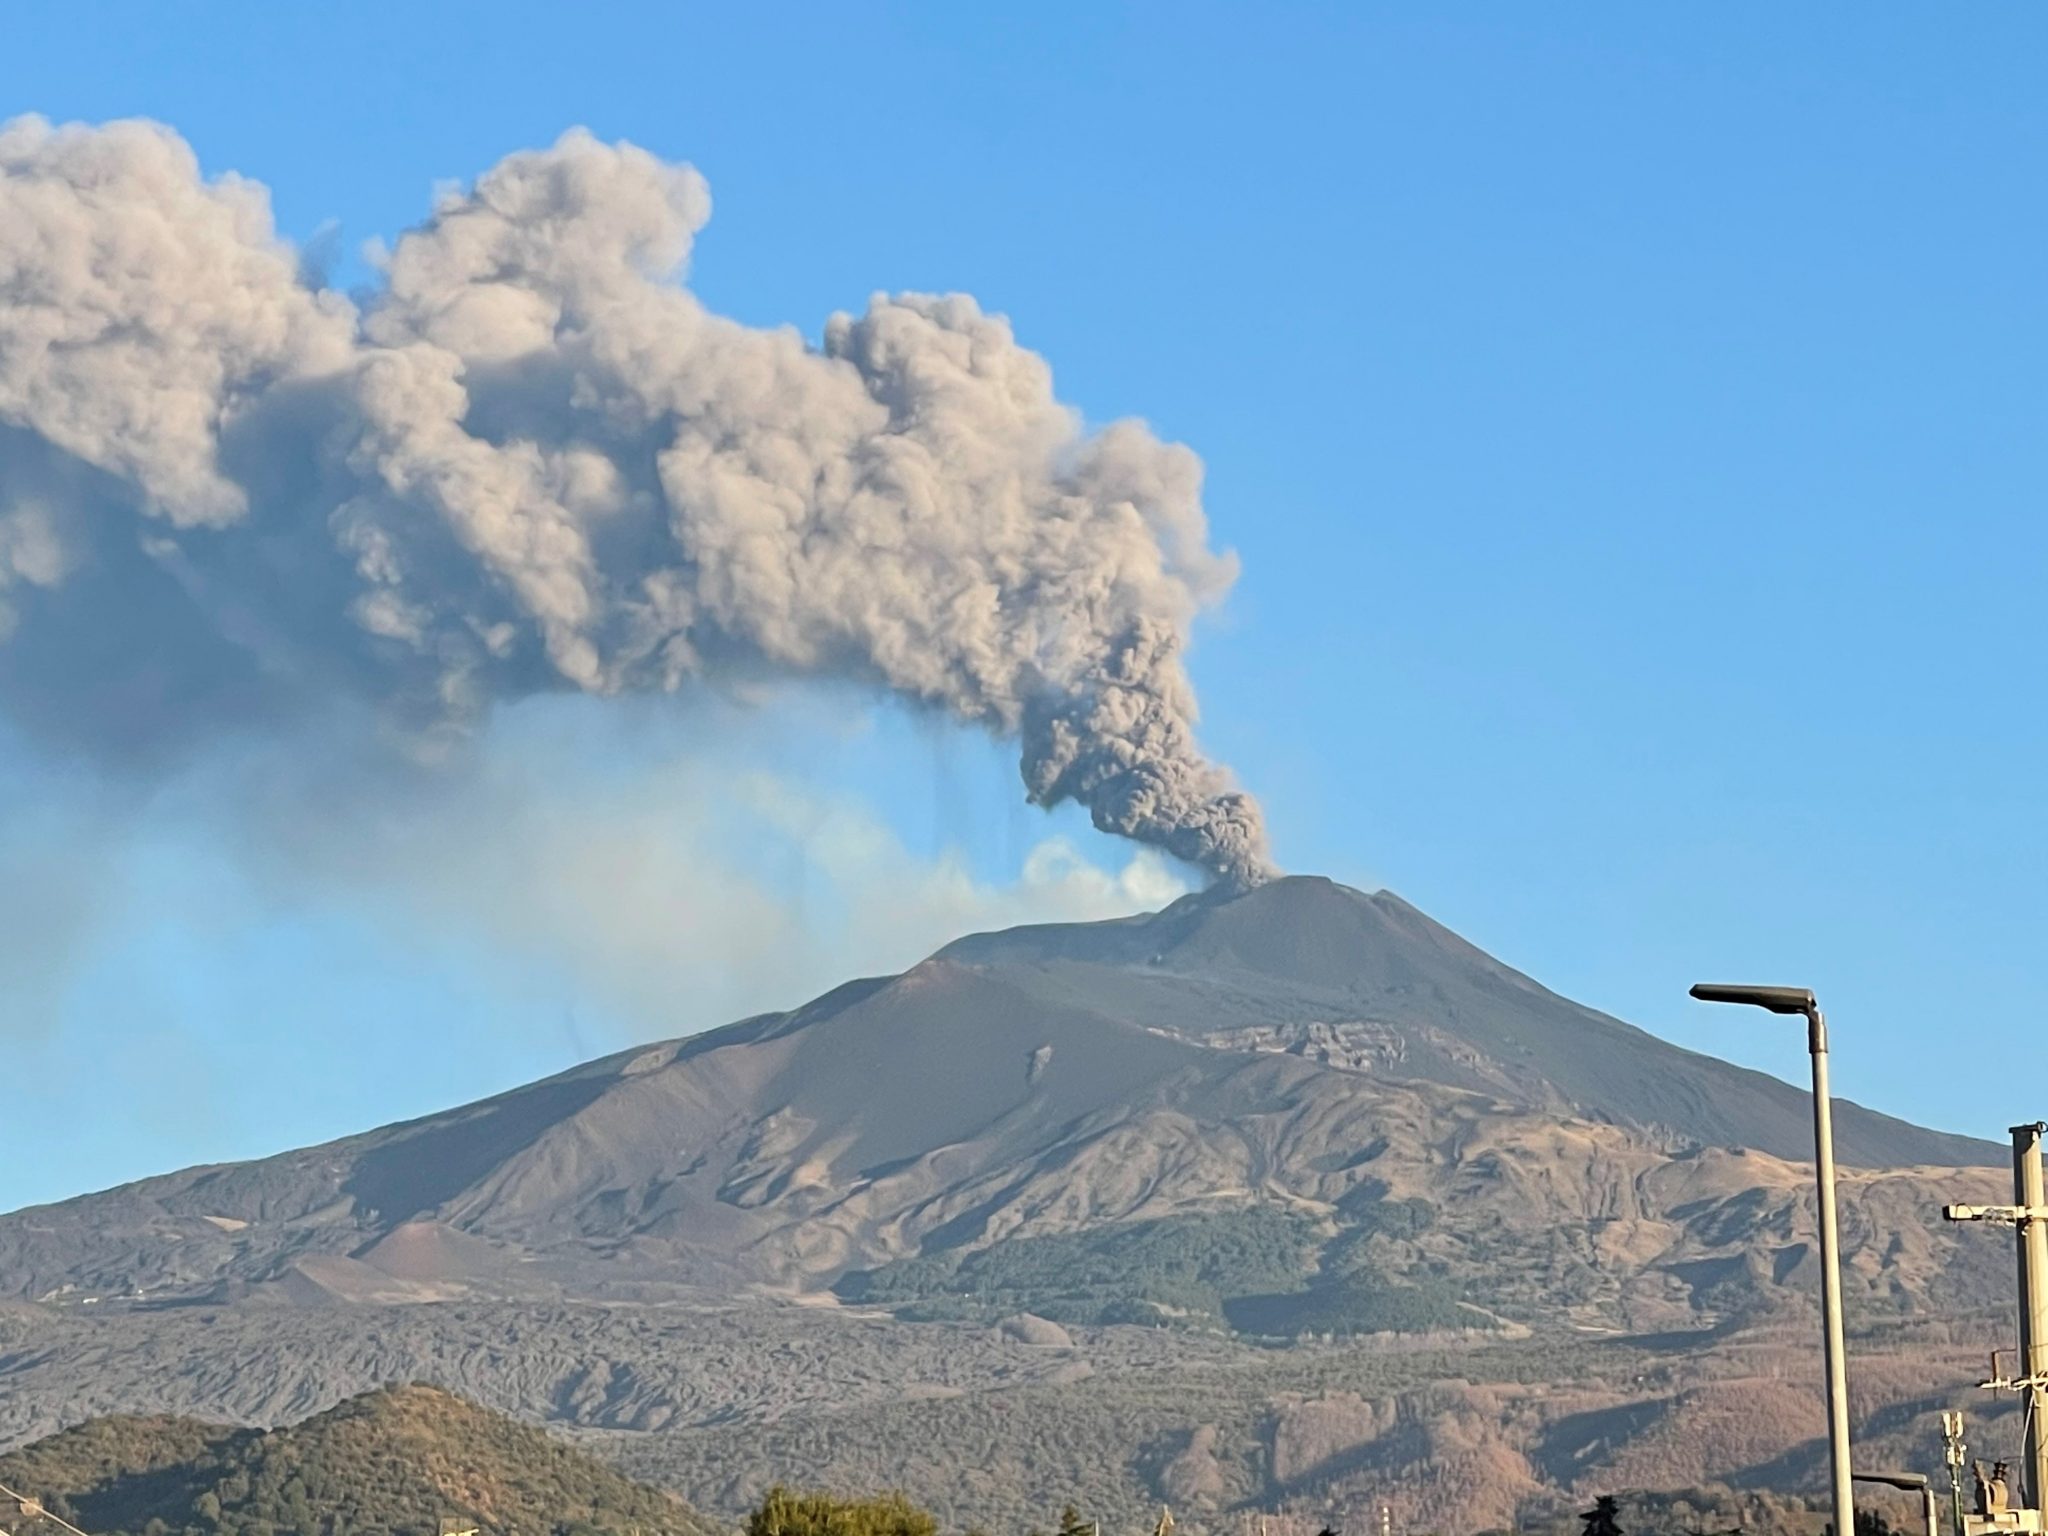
[{"xmin": 2, "ymin": 4, "xmax": 2044, "ymax": 1210}]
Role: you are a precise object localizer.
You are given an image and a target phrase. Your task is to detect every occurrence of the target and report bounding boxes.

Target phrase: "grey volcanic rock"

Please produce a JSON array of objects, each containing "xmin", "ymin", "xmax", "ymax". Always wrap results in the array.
[
  {"xmin": 0, "ymin": 877, "xmax": 1999, "ymax": 1317},
  {"xmin": 996, "ymin": 1314, "xmax": 1074, "ymax": 1347}
]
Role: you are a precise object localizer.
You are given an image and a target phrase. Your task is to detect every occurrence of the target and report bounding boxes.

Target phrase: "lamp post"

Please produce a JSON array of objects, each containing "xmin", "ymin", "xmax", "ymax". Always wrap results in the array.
[
  {"xmin": 1690, "ymin": 983, "xmax": 1854, "ymax": 1536},
  {"xmin": 1854, "ymin": 1470, "xmax": 1935, "ymax": 1536}
]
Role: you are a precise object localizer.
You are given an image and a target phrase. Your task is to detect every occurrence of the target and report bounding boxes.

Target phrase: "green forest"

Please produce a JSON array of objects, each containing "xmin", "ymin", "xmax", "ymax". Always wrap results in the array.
[{"xmin": 834, "ymin": 1204, "xmax": 1480, "ymax": 1338}]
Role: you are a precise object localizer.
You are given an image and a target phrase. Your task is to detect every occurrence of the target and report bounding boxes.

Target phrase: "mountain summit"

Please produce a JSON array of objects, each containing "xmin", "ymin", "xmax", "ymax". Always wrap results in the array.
[
  {"xmin": 0, "ymin": 876, "xmax": 1997, "ymax": 1322},
  {"xmin": 942, "ymin": 876, "xmax": 1990, "ymax": 1166}
]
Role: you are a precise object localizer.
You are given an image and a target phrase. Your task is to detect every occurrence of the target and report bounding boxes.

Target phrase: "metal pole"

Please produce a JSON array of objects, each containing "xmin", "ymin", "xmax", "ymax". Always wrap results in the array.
[
  {"xmin": 1807, "ymin": 1006, "xmax": 1856, "ymax": 1536},
  {"xmin": 2013, "ymin": 1122, "xmax": 2048, "ymax": 1513},
  {"xmin": 1918, "ymin": 1485, "xmax": 1937, "ymax": 1536}
]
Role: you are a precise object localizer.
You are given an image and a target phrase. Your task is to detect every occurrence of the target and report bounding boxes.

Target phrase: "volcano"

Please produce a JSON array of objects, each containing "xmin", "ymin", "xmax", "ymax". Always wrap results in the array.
[
  {"xmin": 0, "ymin": 877, "xmax": 2015, "ymax": 1535},
  {"xmin": 0, "ymin": 876, "xmax": 1995, "ymax": 1311}
]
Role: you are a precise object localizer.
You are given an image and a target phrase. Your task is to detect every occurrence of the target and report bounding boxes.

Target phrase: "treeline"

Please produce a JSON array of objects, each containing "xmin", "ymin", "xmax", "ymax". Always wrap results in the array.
[
  {"xmin": 740, "ymin": 1485, "xmax": 1915, "ymax": 1536},
  {"xmin": 746, "ymin": 1488, "xmax": 1130, "ymax": 1536},
  {"xmin": 835, "ymin": 1208, "xmax": 1319, "ymax": 1328},
  {"xmin": 1513, "ymin": 1488, "xmax": 1918, "ymax": 1536}
]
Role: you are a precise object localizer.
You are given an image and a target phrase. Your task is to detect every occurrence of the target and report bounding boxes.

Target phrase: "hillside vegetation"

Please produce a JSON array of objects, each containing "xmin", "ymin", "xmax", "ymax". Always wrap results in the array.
[
  {"xmin": 836, "ymin": 1207, "xmax": 1477, "ymax": 1338},
  {"xmin": 0, "ymin": 1385, "xmax": 713, "ymax": 1536}
]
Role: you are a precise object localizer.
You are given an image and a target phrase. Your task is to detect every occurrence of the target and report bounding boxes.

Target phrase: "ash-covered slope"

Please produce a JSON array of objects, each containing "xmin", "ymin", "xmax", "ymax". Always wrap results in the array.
[
  {"xmin": 0, "ymin": 878, "xmax": 1998, "ymax": 1317},
  {"xmin": 938, "ymin": 876, "xmax": 1992, "ymax": 1167}
]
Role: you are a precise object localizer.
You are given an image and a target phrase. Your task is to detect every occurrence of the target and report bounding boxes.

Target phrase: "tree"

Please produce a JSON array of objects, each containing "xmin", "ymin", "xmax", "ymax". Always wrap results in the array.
[
  {"xmin": 746, "ymin": 1486, "xmax": 938, "ymax": 1536},
  {"xmin": 1581, "ymin": 1496, "xmax": 1624, "ymax": 1536}
]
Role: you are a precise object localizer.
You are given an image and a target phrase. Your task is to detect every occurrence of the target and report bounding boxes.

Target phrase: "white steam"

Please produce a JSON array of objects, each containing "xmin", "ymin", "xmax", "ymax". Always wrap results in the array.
[{"xmin": 0, "ymin": 116, "xmax": 1269, "ymax": 884}]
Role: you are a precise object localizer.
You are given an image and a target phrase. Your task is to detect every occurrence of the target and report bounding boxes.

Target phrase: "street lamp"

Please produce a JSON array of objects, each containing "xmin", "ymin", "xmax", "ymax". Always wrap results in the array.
[
  {"xmin": 1690, "ymin": 982, "xmax": 1854, "ymax": 1536},
  {"xmin": 1854, "ymin": 1470, "xmax": 1935, "ymax": 1536}
]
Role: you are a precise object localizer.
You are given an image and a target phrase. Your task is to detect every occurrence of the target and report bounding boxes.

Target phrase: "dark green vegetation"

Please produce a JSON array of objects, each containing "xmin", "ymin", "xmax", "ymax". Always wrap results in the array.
[
  {"xmin": 1515, "ymin": 1486, "xmax": 1892, "ymax": 1536},
  {"xmin": 1580, "ymin": 1495, "xmax": 1625, "ymax": 1536},
  {"xmin": 1222, "ymin": 1197, "xmax": 1473, "ymax": 1338},
  {"xmin": 0, "ymin": 1385, "xmax": 712, "ymax": 1536},
  {"xmin": 1219, "ymin": 1269, "xmax": 1471, "ymax": 1337},
  {"xmin": 837, "ymin": 1209, "xmax": 1319, "ymax": 1328},
  {"xmin": 745, "ymin": 1488, "xmax": 936, "ymax": 1536},
  {"xmin": 836, "ymin": 1204, "xmax": 1480, "ymax": 1338}
]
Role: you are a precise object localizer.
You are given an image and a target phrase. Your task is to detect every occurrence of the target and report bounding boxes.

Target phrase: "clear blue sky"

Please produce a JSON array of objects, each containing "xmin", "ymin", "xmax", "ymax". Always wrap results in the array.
[{"xmin": 3, "ymin": 4, "xmax": 2045, "ymax": 1211}]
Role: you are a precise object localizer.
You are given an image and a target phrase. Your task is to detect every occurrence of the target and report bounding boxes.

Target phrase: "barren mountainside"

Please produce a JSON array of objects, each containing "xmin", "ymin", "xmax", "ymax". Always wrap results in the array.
[{"xmin": 0, "ymin": 878, "xmax": 1996, "ymax": 1313}]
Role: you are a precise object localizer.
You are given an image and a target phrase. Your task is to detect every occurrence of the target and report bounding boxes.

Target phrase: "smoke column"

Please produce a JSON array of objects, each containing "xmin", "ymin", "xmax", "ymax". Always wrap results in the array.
[{"xmin": 0, "ymin": 117, "xmax": 1270, "ymax": 885}]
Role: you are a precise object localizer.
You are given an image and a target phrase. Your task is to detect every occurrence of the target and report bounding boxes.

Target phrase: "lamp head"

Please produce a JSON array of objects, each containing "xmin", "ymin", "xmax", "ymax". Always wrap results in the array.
[{"xmin": 1689, "ymin": 982, "xmax": 1817, "ymax": 1016}]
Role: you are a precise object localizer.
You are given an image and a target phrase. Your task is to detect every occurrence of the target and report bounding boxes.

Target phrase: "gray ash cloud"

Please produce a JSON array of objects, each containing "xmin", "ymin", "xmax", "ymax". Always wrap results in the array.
[{"xmin": 0, "ymin": 117, "xmax": 1270, "ymax": 885}]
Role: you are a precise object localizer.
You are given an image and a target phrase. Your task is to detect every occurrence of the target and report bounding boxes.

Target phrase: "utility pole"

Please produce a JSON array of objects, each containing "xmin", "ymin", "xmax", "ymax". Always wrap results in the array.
[
  {"xmin": 2015, "ymin": 1124, "xmax": 2048, "ymax": 1514},
  {"xmin": 1946, "ymin": 1123, "xmax": 2048, "ymax": 1516}
]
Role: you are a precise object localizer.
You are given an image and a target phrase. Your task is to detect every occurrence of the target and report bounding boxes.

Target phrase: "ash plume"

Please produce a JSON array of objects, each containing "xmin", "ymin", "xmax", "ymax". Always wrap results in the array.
[{"xmin": 0, "ymin": 116, "xmax": 1271, "ymax": 885}]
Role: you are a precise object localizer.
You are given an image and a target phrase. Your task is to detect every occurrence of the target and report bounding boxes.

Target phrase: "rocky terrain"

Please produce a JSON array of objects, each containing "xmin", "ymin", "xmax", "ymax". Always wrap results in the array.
[{"xmin": 0, "ymin": 877, "xmax": 2022, "ymax": 1533}]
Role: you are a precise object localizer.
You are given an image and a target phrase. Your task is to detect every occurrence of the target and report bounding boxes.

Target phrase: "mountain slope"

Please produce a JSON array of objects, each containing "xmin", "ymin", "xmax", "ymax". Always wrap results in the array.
[
  {"xmin": 0, "ymin": 877, "xmax": 1999, "ymax": 1327},
  {"xmin": 936, "ymin": 878, "xmax": 1990, "ymax": 1166},
  {"xmin": 0, "ymin": 1384, "xmax": 714, "ymax": 1536},
  {"xmin": 0, "ymin": 877, "xmax": 2021, "ymax": 1536}
]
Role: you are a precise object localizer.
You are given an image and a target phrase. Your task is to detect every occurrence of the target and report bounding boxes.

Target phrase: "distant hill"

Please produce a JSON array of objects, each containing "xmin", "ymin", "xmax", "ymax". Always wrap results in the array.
[{"xmin": 0, "ymin": 1384, "xmax": 714, "ymax": 1536}]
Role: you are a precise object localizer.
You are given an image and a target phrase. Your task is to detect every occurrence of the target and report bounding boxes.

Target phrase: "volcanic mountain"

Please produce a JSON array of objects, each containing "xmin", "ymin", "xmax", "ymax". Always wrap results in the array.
[
  {"xmin": 0, "ymin": 878, "xmax": 2019, "ymax": 1536},
  {"xmin": 0, "ymin": 876, "xmax": 1998, "ymax": 1324}
]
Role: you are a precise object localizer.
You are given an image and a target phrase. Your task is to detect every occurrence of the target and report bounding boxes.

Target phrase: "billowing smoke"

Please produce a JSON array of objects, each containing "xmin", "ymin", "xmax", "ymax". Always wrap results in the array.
[{"xmin": 0, "ymin": 116, "xmax": 1270, "ymax": 885}]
